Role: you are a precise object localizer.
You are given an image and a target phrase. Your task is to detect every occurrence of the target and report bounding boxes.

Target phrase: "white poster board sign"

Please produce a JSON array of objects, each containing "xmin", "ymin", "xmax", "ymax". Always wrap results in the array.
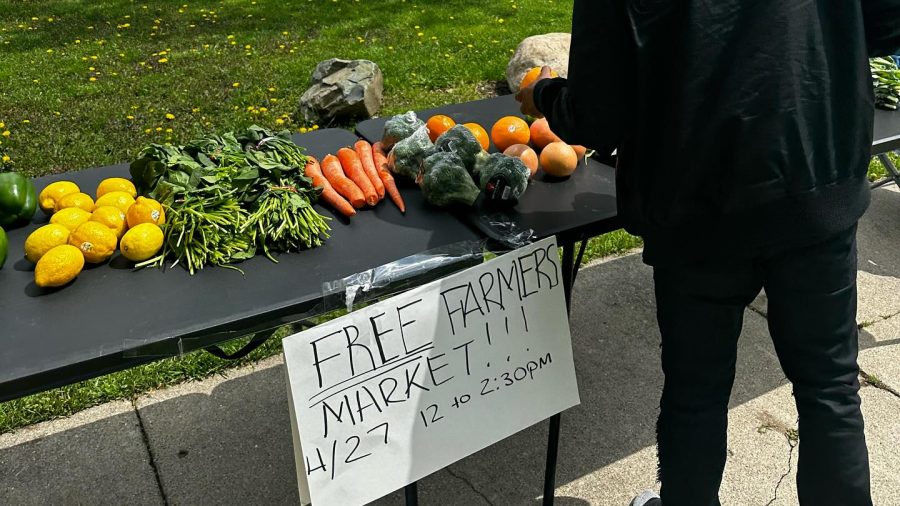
[{"xmin": 283, "ymin": 236, "xmax": 580, "ymax": 506}]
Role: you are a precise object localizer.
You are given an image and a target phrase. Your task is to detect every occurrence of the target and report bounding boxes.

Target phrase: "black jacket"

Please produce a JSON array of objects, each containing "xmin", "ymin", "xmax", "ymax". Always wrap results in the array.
[{"xmin": 535, "ymin": 0, "xmax": 900, "ymax": 265}]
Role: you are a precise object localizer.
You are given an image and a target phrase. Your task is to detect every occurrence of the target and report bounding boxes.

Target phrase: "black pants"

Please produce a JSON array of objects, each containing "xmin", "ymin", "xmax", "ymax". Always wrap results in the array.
[{"xmin": 653, "ymin": 226, "xmax": 872, "ymax": 506}]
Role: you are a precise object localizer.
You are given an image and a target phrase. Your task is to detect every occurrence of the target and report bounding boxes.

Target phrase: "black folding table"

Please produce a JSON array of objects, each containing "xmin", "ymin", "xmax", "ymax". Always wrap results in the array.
[{"xmin": 872, "ymin": 108, "xmax": 900, "ymax": 189}]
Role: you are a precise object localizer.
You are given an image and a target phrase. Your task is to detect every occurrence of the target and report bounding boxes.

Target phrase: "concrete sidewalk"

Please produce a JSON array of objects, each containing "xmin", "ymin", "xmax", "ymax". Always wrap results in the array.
[{"xmin": 2, "ymin": 187, "xmax": 899, "ymax": 506}]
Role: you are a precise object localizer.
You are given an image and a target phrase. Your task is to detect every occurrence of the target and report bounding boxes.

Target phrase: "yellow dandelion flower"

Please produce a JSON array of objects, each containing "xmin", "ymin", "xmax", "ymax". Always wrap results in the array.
[
  {"xmin": 0, "ymin": 123, "xmax": 5, "ymax": 129},
  {"xmin": 31, "ymin": 17, "xmax": 38, "ymax": 21},
  {"xmin": 165, "ymin": 113, "xmax": 175, "ymax": 120},
  {"xmin": 268, "ymin": 87, "xmax": 276, "ymax": 92},
  {"xmin": 259, "ymin": 107, "xmax": 268, "ymax": 113},
  {"xmin": 144, "ymin": 128, "xmax": 151, "ymax": 134},
  {"xmin": 158, "ymin": 58, "xmax": 168, "ymax": 63},
  {"xmin": 269, "ymin": 98, "xmax": 278, "ymax": 103},
  {"xmin": 2, "ymin": 155, "xmax": 10, "ymax": 163},
  {"xmin": 22, "ymin": 120, "xmax": 30, "ymax": 124},
  {"xmin": 275, "ymin": 118, "xmax": 285, "ymax": 125},
  {"xmin": 299, "ymin": 127, "xmax": 308, "ymax": 134},
  {"xmin": 227, "ymin": 34, "xmax": 235, "ymax": 39},
  {"xmin": 89, "ymin": 77, "xmax": 97, "ymax": 82},
  {"xmin": 46, "ymin": 49, "xmax": 53, "ymax": 54},
  {"xmin": 282, "ymin": 31, "xmax": 289, "ymax": 35},
  {"xmin": 232, "ymin": 82, "xmax": 240, "ymax": 88},
  {"xmin": 191, "ymin": 107, "xmax": 200, "ymax": 113},
  {"xmin": 2, "ymin": 131, "xmax": 10, "ymax": 137},
  {"xmin": 89, "ymin": 66, "xmax": 95, "ymax": 71},
  {"xmin": 126, "ymin": 115, "xmax": 134, "ymax": 120},
  {"xmin": 155, "ymin": 127, "xmax": 162, "ymax": 132},
  {"xmin": 165, "ymin": 128, "xmax": 173, "ymax": 133},
  {"xmin": 75, "ymin": 39, "xmax": 81, "ymax": 44}
]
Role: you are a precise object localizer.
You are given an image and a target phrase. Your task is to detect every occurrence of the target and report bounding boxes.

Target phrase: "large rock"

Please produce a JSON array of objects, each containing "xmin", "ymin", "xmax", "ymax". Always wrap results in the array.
[
  {"xmin": 506, "ymin": 33, "xmax": 571, "ymax": 92},
  {"xmin": 298, "ymin": 59, "xmax": 383, "ymax": 123}
]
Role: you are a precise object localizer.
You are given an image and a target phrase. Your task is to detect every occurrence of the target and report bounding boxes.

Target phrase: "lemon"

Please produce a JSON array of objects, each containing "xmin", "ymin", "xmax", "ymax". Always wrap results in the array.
[
  {"xmin": 126, "ymin": 197, "xmax": 166, "ymax": 228},
  {"xmin": 39, "ymin": 181, "xmax": 80, "ymax": 215},
  {"xmin": 93, "ymin": 191, "xmax": 135, "ymax": 214},
  {"xmin": 34, "ymin": 244, "xmax": 84, "ymax": 288},
  {"xmin": 55, "ymin": 192, "xmax": 95, "ymax": 213},
  {"xmin": 69, "ymin": 221, "xmax": 117, "ymax": 264},
  {"xmin": 90, "ymin": 206, "xmax": 128, "ymax": 239},
  {"xmin": 50, "ymin": 207, "xmax": 92, "ymax": 232},
  {"xmin": 24, "ymin": 224, "xmax": 71, "ymax": 263},
  {"xmin": 120, "ymin": 223, "xmax": 164, "ymax": 262},
  {"xmin": 96, "ymin": 177, "xmax": 137, "ymax": 199}
]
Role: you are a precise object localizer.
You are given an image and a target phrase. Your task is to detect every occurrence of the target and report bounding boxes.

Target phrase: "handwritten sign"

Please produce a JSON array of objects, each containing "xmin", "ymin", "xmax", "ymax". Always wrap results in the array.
[{"xmin": 283, "ymin": 237, "xmax": 580, "ymax": 505}]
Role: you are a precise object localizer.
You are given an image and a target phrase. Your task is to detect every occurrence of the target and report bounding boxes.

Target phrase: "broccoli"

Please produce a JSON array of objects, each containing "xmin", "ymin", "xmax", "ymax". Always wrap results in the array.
[
  {"xmin": 477, "ymin": 153, "xmax": 530, "ymax": 206},
  {"xmin": 433, "ymin": 125, "xmax": 488, "ymax": 176},
  {"xmin": 419, "ymin": 151, "xmax": 481, "ymax": 207},
  {"xmin": 382, "ymin": 111, "xmax": 426, "ymax": 150},
  {"xmin": 387, "ymin": 126, "xmax": 434, "ymax": 180}
]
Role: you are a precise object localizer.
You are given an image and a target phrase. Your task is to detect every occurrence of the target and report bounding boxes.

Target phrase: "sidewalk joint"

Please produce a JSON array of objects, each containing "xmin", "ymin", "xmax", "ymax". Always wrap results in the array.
[
  {"xmin": 132, "ymin": 399, "xmax": 170, "ymax": 506},
  {"xmin": 445, "ymin": 466, "xmax": 495, "ymax": 506},
  {"xmin": 860, "ymin": 370, "xmax": 900, "ymax": 398}
]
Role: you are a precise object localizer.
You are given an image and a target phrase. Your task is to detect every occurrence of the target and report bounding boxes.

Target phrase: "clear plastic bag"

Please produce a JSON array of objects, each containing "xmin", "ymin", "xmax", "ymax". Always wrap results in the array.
[
  {"xmin": 382, "ymin": 111, "xmax": 426, "ymax": 150},
  {"xmin": 387, "ymin": 125, "xmax": 434, "ymax": 180},
  {"xmin": 419, "ymin": 151, "xmax": 481, "ymax": 207}
]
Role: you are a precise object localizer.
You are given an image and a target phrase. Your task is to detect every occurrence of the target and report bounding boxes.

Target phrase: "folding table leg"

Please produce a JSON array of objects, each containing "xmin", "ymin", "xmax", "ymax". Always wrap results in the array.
[
  {"xmin": 405, "ymin": 482, "xmax": 419, "ymax": 505},
  {"xmin": 543, "ymin": 240, "xmax": 581, "ymax": 505},
  {"xmin": 872, "ymin": 153, "xmax": 900, "ymax": 189}
]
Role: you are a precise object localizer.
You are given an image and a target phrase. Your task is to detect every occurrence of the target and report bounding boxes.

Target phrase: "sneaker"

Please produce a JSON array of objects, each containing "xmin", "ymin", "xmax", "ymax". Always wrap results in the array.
[{"xmin": 629, "ymin": 490, "xmax": 661, "ymax": 506}]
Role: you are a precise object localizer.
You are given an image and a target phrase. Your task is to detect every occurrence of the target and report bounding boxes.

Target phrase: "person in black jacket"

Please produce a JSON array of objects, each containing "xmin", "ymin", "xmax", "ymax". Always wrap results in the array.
[{"xmin": 517, "ymin": 1, "xmax": 900, "ymax": 505}]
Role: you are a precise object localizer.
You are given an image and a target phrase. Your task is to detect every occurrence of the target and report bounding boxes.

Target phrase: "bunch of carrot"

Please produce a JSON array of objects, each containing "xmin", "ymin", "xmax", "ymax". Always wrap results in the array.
[{"xmin": 304, "ymin": 140, "xmax": 406, "ymax": 219}]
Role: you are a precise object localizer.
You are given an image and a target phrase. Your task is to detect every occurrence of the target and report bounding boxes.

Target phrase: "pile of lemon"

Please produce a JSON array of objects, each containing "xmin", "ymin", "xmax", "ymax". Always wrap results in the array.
[{"xmin": 24, "ymin": 178, "xmax": 166, "ymax": 288}]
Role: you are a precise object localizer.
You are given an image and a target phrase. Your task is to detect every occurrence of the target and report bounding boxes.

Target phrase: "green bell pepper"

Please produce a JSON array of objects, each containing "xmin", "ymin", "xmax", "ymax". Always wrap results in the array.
[
  {"xmin": 0, "ymin": 172, "xmax": 38, "ymax": 228},
  {"xmin": 0, "ymin": 226, "xmax": 7, "ymax": 269}
]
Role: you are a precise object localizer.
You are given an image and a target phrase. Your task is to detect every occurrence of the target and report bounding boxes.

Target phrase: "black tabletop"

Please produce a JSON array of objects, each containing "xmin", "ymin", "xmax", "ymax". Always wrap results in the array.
[
  {"xmin": 873, "ymin": 108, "xmax": 900, "ymax": 155},
  {"xmin": 0, "ymin": 129, "xmax": 480, "ymax": 401},
  {"xmin": 355, "ymin": 95, "xmax": 621, "ymax": 244}
]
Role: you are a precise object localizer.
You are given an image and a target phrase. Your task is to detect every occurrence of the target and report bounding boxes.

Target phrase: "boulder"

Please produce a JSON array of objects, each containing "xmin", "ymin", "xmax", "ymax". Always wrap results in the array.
[
  {"xmin": 506, "ymin": 33, "xmax": 571, "ymax": 92},
  {"xmin": 298, "ymin": 59, "xmax": 383, "ymax": 123}
]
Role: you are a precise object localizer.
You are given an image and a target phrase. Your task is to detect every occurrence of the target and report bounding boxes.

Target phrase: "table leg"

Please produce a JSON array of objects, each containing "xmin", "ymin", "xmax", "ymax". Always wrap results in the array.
[
  {"xmin": 872, "ymin": 153, "xmax": 900, "ymax": 189},
  {"xmin": 405, "ymin": 482, "xmax": 419, "ymax": 505},
  {"xmin": 543, "ymin": 239, "xmax": 583, "ymax": 505}
]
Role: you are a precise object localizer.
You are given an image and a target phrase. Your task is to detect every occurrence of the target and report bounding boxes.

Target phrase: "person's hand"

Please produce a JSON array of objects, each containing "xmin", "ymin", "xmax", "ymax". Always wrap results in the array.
[{"xmin": 515, "ymin": 66, "xmax": 555, "ymax": 118}]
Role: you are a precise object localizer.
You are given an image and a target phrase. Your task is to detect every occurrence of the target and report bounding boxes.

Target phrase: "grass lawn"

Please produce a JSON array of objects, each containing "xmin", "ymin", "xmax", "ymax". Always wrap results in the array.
[{"xmin": 0, "ymin": 0, "xmax": 642, "ymax": 434}]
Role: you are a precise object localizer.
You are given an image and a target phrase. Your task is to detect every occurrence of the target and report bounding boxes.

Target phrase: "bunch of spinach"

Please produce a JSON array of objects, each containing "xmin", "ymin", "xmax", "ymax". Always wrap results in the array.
[{"xmin": 129, "ymin": 126, "xmax": 329, "ymax": 273}]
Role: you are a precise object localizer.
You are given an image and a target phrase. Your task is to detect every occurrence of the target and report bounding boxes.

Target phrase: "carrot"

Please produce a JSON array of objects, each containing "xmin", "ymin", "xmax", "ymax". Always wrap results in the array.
[
  {"xmin": 337, "ymin": 147, "xmax": 378, "ymax": 206},
  {"xmin": 305, "ymin": 157, "xmax": 356, "ymax": 218},
  {"xmin": 321, "ymin": 154, "xmax": 365, "ymax": 209},
  {"xmin": 354, "ymin": 140, "xmax": 385, "ymax": 201},
  {"xmin": 373, "ymin": 142, "xmax": 406, "ymax": 213}
]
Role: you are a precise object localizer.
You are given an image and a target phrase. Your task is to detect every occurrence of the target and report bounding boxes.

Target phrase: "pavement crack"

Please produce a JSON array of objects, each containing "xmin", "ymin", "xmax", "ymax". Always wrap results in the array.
[
  {"xmin": 860, "ymin": 370, "xmax": 900, "ymax": 398},
  {"xmin": 747, "ymin": 304, "xmax": 768, "ymax": 319},
  {"xmin": 132, "ymin": 399, "xmax": 170, "ymax": 506},
  {"xmin": 763, "ymin": 416, "xmax": 799, "ymax": 506},
  {"xmin": 445, "ymin": 466, "xmax": 495, "ymax": 506}
]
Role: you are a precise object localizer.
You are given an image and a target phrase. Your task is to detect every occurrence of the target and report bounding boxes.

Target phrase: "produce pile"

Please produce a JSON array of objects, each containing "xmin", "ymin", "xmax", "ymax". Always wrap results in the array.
[
  {"xmin": 871, "ymin": 57, "xmax": 900, "ymax": 111},
  {"xmin": 129, "ymin": 126, "xmax": 330, "ymax": 274},
  {"xmin": 379, "ymin": 70, "xmax": 590, "ymax": 209},
  {"xmin": 15, "ymin": 176, "xmax": 169, "ymax": 288}
]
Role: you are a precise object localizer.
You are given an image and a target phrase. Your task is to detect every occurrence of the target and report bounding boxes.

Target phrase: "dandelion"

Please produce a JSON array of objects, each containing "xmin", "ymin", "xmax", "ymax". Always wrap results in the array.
[
  {"xmin": 155, "ymin": 127, "xmax": 163, "ymax": 132},
  {"xmin": 47, "ymin": 18, "xmax": 54, "ymax": 22},
  {"xmin": 2, "ymin": 131, "xmax": 10, "ymax": 137},
  {"xmin": 312, "ymin": 124, "xmax": 319, "ymax": 130},
  {"xmin": 75, "ymin": 39, "xmax": 81, "ymax": 44},
  {"xmin": 269, "ymin": 98, "xmax": 278, "ymax": 103},
  {"xmin": 158, "ymin": 58, "xmax": 169, "ymax": 63},
  {"xmin": 89, "ymin": 66, "xmax": 95, "ymax": 71},
  {"xmin": 165, "ymin": 113, "xmax": 175, "ymax": 120},
  {"xmin": 46, "ymin": 49, "xmax": 53, "ymax": 54},
  {"xmin": 244, "ymin": 44, "xmax": 251, "ymax": 49},
  {"xmin": 126, "ymin": 115, "xmax": 134, "ymax": 120},
  {"xmin": 89, "ymin": 77, "xmax": 97, "ymax": 82},
  {"xmin": 22, "ymin": 120, "xmax": 30, "ymax": 124},
  {"xmin": 267, "ymin": 87, "xmax": 276, "ymax": 92},
  {"xmin": 259, "ymin": 107, "xmax": 268, "ymax": 113},
  {"xmin": 232, "ymin": 82, "xmax": 240, "ymax": 88},
  {"xmin": 299, "ymin": 127, "xmax": 308, "ymax": 133},
  {"xmin": 282, "ymin": 31, "xmax": 289, "ymax": 35},
  {"xmin": 191, "ymin": 107, "xmax": 200, "ymax": 113},
  {"xmin": 165, "ymin": 128, "xmax": 173, "ymax": 133},
  {"xmin": 2, "ymin": 155, "xmax": 10, "ymax": 163},
  {"xmin": 275, "ymin": 118, "xmax": 285, "ymax": 125},
  {"xmin": 145, "ymin": 128, "xmax": 152, "ymax": 134}
]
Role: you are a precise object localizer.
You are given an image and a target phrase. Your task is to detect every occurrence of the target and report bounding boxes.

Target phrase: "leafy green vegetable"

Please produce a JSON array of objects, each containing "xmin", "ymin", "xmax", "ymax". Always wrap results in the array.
[
  {"xmin": 130, "ymin": 125, "xmax": 330, "ymax": 274},
  {"xmin": 871, "ymin": 57, "xmax": 900, "ymax": 111},
  {"xmin": 382, "ymin": 111, "xmax": 425, "ymax": 150},
  {"xmin": 418, "ymin": 152, "xmax": 480, "ymax": 207},
  {"xmin": 433, "ymin": 125, "xmax": 488, "ymax": 176},
  {"xmin": 388, "ymin": 126, "xmax": 434, "ymax": 180},
  {"xmin": 477, "ymin": 153, "xmax": 530, "ymax": 206}
]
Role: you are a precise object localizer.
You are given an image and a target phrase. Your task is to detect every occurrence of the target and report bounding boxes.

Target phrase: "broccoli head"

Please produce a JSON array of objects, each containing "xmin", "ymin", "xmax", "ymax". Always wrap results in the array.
[
  {"xmin": 419, "ymin": 151, "xmax": 481, "ymax": 207},
  {"xmin": 382, "ymin": 111, "xmax": 426, "ymax": 150},
  {"xmin": 477, "ymin": 153, "xmax": 530, "ymax": 206}
]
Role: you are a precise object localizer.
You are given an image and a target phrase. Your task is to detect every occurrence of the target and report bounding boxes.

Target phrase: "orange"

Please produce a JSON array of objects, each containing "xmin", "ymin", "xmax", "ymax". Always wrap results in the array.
[
  {"xmin": 126, "ymin": 197, "xmax": 166, "ymax": 228},
  {"xmin": 491, "ymin": 116, "xmax": 530, "ymax": 153},
  {"xmin": 462, "ymin": 123, "xmax": 490, "ymax": 151},
  {"xmin": 503, "ymin": 144, "xmax": 539, "ymax": 178},
  {"xmin": 426, "ymin": 115, "xmax": 456, "ymax": 143},
  {"xmin": 519, "ymin": 66, "xmax": 560, "ymax": 91},
  {"xmin": 540, "ymin": 142, "xmax": 578, "ymax": 178},
  {"xmin": 529, "ymin": 118, "xmax": 561, "ymax": 151}
]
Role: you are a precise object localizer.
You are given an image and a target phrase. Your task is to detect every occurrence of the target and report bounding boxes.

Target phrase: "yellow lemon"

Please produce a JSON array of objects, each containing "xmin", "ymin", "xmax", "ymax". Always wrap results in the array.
[
  {"xmin": 126, "ymin": 197, "xmax": 165, "ymax": 228},
  {"xmin": 55, "ymin": 192, "xmax": 95, "ymax": 213},
  {"xmin": 96, "ymin": 177, "xmax": 137, "ymax": 199},
  {"xmin": 49, "ymin": 207, "xmax": 92, "ymax": 232},
  {"xmin": 120, "ymin": 223, "xmax": 164, "ymax": 262},
  {"xmin": 34, "ymin": 245, "xmax": 85, "ymax": 288},
  {"xmin": 24, "ymin": 224, "xmax": 71, "ymax": 263},
  {"xmin": 39, "ymin": 181, "xmax": 80, "ymax": 215},
  {"xmin": 68, "ymin": 221, "xmax": 117, "ymax": 264},
  {"xmin": 93, "ymin": 191, "xmax": 135, "ymax": 214},
  {"xmin": 90, "ymin": 206, "xmax": 128, "ymax": 239}
]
